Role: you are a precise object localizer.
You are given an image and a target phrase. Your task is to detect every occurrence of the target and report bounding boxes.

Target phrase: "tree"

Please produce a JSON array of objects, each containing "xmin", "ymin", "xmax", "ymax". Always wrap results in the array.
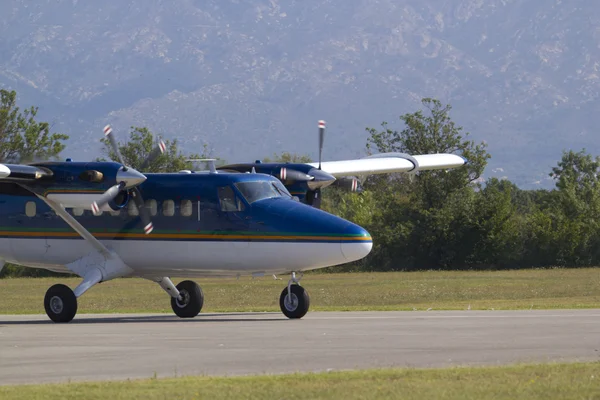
[
  {"xmin": 263, "ymin": 152, "xmax": 312, "ymax": 163},
  {"xmin": 100, "ymin": 126, "xmax": 203, "ymax": 172},
  {"xmin": 366, "ymin": 98, "xmax": 490, "ymax": 207},
  {"xmin": 361, "ymin": 98, "xmax": 491, "ymax": 269},
  {"xmin": 539, "ymin": 149, "xmax": 600, "ymax": 266},
  {"xmin": 469, "ymin": 178, "xmax": 523, "ymax": 268},
  {"xmin": 0, "ymin": 89, "xmax": 69, "ymax": 163},
  {"xmin": 549, "ymin": 149, "xmax": 600, "ymax": 219}
]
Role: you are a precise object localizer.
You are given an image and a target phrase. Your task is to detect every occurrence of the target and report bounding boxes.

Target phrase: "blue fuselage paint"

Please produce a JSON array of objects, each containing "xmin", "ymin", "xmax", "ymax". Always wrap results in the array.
[
  {"xmin": 0, "ymin": 162, "xmax": 372, "ymax": 276},
  {"xmin": 0, "ymin": 164, "xmax": 366, "ymax": 241}
]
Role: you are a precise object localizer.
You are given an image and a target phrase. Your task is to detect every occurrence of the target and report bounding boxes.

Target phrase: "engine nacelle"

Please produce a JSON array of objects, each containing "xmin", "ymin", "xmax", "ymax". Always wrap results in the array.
[{"xmin": 18, "ymin": 161, "xmax": 143, "ymax": 212}]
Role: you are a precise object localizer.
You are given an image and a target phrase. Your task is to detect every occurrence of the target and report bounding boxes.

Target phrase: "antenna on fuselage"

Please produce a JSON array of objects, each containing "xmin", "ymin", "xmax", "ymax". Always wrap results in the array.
[{"xmin": 186, "ymin": 159, "xmax": 218, "ymax": 174}]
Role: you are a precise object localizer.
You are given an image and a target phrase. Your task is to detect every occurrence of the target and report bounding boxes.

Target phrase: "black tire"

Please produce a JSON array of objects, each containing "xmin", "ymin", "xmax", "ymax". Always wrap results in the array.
[
  {"xmin": 44, "ymin": 284, "xmax": 78, "ymax": 323},
  {"xmin": 171, "ymin": 280, "xmax": 203, "ymax": 318},
  {"xmin": 279, "ymin": 285, "xmax": 310, "ymax": 319}
]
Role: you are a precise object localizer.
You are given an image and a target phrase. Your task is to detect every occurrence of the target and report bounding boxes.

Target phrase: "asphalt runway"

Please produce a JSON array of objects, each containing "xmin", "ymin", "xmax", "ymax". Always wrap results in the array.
[{"xmin": 1, "ymin": 310, "xmax": 600, "ymax": 385}]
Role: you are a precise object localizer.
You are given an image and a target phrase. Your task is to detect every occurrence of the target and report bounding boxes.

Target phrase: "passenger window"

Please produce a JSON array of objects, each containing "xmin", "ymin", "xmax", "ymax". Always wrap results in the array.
[
  {"xmin": 128, "ymin": 201, "xmax": 139, "ymax": 216},
  {"xmin": 146, "ymin": 199, "xmax": 157, "ymax": 216},
  {"xmin": 180, "ymin": 200, "xmax": 192, "ymax": 217},
  {"xmin": 218, "ymin": 186, "xmax": 244, "ymax": 212},
  {"xmin": 25, "ymin": 201, "xmax": 36, "ymax": 217},
  {"xmin": 163, "ymin": 200, "xmax": 175, "ymax": 216}
]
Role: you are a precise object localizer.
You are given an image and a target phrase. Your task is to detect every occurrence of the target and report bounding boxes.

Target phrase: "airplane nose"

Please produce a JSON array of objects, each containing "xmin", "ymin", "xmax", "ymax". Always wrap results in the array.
[
  {"xmin": 252, "ymin": 198, "xmax": 373, "ymax": 270},
  {"xmin": 340, "ymin": 224, "xmax": 373, "ymax": 262}
]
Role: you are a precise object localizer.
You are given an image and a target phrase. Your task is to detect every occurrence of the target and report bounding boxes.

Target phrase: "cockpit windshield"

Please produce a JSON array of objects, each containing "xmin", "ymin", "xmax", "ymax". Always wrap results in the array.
[{"xmin": 235, "ymin": 180, "xmax": 292, "ymax": 204}]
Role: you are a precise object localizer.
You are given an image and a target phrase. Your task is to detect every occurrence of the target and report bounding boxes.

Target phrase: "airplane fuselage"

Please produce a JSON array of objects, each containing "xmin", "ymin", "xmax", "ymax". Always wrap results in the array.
[{"xmin": 0, "ymin": 168, "xmax": 372, "ymax": 278}]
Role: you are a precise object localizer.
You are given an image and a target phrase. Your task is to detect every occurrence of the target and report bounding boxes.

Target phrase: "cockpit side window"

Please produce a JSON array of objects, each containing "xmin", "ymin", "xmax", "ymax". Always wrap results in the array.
[
  {"xmin": 218, "ymin": 185, "xmax": 244, "ymax": 212},
  {"xmin": 272, "ymin": 181, "xmax": 292, "ymax": 198}
]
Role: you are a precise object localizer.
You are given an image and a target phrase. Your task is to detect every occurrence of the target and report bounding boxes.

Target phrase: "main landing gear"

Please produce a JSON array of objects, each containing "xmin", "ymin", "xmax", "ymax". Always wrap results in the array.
[
  {"xmin": 44, "ymin": 268, "xmax": 103, "ymax": 323},
  {"xmin": 279, "ymin": 272, "xmax": 310, "ymax": 319},
  {"xmin": 44, "ymin": 284, "xmax": 78, "ymax": 323}
]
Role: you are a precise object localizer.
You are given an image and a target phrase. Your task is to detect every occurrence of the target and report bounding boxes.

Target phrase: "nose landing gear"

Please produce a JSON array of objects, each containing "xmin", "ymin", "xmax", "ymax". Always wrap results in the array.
[
  {"xmin": 154, "ymin": 277, "xmax": 204, "ymax": 318},
  {"xmin": 171, "ymin": 280, "xmax": 204, "ymax": 318},
  {"xmin": 279, "ymin": 272, "xmax": 310, "ymax": 319}
]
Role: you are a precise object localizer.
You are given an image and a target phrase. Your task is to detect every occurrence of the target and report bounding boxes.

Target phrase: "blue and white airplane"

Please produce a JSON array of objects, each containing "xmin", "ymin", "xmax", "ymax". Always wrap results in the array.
[{"xmin": 0, "ymin": 124, "xmax": 465, "ymax": 323}]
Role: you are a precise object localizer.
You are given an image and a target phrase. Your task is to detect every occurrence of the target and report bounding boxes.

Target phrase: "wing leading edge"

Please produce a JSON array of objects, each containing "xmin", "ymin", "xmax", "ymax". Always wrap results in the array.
[
  {"xmin": 0, "ymin": 163, "xmax": 53, "ymax": 180},
  {"xmin": 308, "ymin": 152, "xmax": 467, "ymax": 177}
]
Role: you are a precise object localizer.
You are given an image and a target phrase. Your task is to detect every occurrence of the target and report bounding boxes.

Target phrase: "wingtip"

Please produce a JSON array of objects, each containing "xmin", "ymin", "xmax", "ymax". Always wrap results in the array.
[{"xmin": 0, "ymin": 164, "xmax": 10, "ymax": 179}]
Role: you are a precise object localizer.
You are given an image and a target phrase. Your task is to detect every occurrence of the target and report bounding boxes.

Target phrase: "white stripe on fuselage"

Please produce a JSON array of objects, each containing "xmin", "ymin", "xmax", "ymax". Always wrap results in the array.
[{"xmin": 0, "ymin": 238, "xmax": 371, "ymax": 277}]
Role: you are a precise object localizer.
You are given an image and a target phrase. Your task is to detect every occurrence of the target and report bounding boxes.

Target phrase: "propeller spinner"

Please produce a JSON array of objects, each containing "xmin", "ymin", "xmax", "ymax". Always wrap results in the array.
[{"xmin": 91, "ymin": 125, "xmax": 166, "ymax": 234}]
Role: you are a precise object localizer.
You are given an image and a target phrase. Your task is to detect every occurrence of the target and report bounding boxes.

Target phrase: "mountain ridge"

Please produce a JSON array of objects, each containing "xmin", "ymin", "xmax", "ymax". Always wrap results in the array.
[{"xmin": 1, "ymin": 0, "xmax": 599, "ymax": 188}]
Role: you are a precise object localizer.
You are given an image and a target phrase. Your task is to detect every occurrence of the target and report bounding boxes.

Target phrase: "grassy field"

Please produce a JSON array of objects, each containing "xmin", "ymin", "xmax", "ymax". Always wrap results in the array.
[
  {"xmin": 0, "ymin": 363, "xmax": 599, "ymax": 400},
  {"xmin": 1, "ymin": 268, "xmax": 599, "ymax": 314}
]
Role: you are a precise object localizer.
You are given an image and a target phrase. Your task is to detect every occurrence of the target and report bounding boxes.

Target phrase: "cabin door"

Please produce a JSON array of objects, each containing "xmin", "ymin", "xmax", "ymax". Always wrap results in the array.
[{"xmin": 216, "ymin": 185, "xmax": 250, "ymax": 249}]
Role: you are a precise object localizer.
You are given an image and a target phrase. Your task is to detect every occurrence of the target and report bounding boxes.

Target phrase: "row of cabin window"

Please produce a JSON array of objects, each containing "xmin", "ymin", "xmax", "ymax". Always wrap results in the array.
[{"xmin": 24, "ymin": 200, "xmax": 194, "ymax": 218}]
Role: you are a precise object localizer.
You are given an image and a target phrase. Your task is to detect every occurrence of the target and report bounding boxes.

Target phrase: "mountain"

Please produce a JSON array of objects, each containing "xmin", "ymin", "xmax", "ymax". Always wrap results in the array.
[{"xmin": 1, "ymin": 0, "xmax": 599, "ymax": 188}]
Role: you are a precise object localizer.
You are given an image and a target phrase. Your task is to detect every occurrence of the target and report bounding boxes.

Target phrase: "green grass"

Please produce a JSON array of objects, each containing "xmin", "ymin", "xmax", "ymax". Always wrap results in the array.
[
  {"xmin": 1, "ymin": 268, "xmax": 600, "ymax": 314},
  {"xmin": 1, "ymin": 363, "xmax": 599, "ymax": 399}
]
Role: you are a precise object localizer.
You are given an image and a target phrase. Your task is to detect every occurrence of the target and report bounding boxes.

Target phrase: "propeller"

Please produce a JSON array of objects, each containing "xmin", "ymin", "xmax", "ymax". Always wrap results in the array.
[
  {"xmin": 103, "ymin": 125, "xmax": 127, "ymax": 170},
  {"xmin": 305, "ymin": 120, "xmax": 335, "ymax": 208},
  {"xmin": 332, "ymin": 177, "xmax": 362, "ymax": 192},
  {"xmin": 318, "ymin": 120, "xmax": 325, "ymax": 170},
  {"xmin": 91, "ymin": 125, "xmax": 164, "ymax": 234},
  {"xmin": 130, "ymin": 186, "xmax": 154, "ymax": 235},
  {"xmin": 139, "ymin": 138, "xmax": 166, "ymax": 171},
  {"xmin": 91, "ymin": 182, "xmax": 126, "ymax": 215}
]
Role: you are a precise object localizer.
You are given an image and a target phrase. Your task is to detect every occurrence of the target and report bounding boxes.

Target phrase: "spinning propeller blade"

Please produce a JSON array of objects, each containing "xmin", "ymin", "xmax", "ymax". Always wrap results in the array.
[
  {"xmin": 96, "ymin": 125, "xmax": 156, "ymax": 234},
  {"xmin": 104, "ymin": 125, "xmax": 127, "ymax": 171},
  {"xmin": 139, "ymin": 138, "xmax": 167, "ymax": 171},
  {"xmin": 333, "ymin": 177, "xmax": 361, "ymax": 192},
  {"xmin": 131, "ymin": 187, "xmax": 153, "ymax": 234},
  {"xmin": 91, "ymin": 182, "xmax": 126, "ymax": 215},
  {"xmin": 318, "ymin": 120, "xmax": 325, "ymax": 170},
  {"xmin": 305, "ymin": 120, "xmax": 334, "ymax": 208}
]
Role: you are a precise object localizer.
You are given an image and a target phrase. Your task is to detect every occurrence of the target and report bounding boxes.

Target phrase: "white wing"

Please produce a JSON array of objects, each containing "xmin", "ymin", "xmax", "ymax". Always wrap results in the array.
[
  {"xmin": 0, "ymin": 164, "xmax": 10, "ymax": 179},
  {"xmin": 308, "ymin": 152, "xmax": 466, "ymax": 177},
  {"xmin": 0, "ymin": 163, "xmax": 52, "ymax": 180}
]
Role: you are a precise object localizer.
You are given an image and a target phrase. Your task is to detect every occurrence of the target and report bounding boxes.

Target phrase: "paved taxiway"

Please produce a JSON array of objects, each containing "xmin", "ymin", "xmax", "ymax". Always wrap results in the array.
[{"xmin": 1, "ymin": 310, "xmax": 600, "ymax": 385}]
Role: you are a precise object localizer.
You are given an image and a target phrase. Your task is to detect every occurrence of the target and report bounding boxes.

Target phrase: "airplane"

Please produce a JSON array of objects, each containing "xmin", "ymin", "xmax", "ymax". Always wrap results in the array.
[
  {"xmin": 0, "ymin": 124, "xmax": 465, "ymax": 324},
  {"xmin": 217, "ymin": 121, "xmax": 467, "ymax": 208}
]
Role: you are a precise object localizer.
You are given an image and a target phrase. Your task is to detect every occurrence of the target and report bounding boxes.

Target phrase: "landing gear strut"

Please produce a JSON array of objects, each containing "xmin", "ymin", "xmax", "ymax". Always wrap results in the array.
[{"xmin": 279, "ymin": 272, "xmax": 310, "ymax": 319}]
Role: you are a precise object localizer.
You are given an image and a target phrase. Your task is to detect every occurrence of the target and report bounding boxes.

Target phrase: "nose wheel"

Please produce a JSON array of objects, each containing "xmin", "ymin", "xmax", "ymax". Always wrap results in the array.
[
  {"xmin": 170, "ymin": 280, "xmax": 204, "ymax": 318},
  {"xmin": 279, "ymin": 272, "xmax": 310, "ymax": 319}
]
